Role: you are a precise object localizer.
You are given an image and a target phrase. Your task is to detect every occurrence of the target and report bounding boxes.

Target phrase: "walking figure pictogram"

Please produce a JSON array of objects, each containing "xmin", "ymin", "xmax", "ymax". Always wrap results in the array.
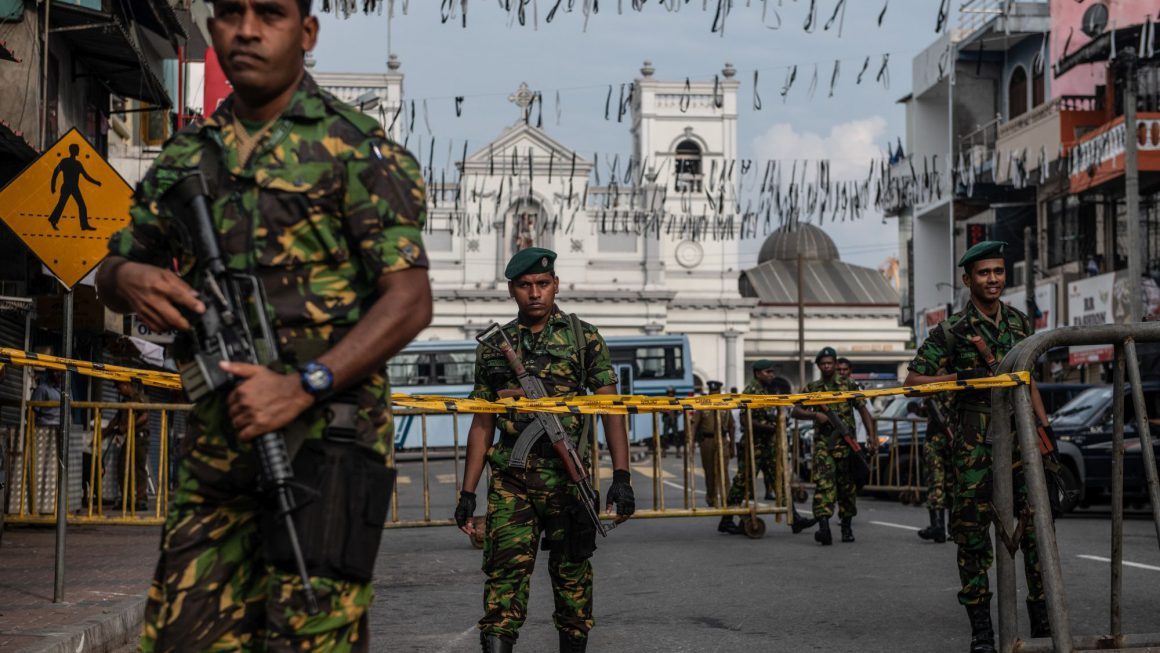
[{"xmin": 49, "ymin": 144, "xmax": 101, "ymax": 231}]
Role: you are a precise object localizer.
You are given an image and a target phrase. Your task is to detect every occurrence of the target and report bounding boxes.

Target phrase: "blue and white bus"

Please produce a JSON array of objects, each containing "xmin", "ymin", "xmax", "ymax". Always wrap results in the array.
[{"xmin": 389, "ymin": 334, "xmax": 694, "ymax": 450}]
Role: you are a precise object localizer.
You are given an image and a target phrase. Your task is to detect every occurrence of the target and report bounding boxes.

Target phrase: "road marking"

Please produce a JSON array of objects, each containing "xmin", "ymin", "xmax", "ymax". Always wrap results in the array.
[
  {"xmin": 631, "ymin": 465, "xmax": 676, "ymax": 479},
  {"xmin": 435, "ymin": 473, "xmax": 458, "ymax": 484},
  {"xmin": 436, "ymin": 626, "xmax": 479, "ymax": 653},
  {"xmin": 396, "ymin": 476, "xmax": 412, "ymax": 485},
  {"xmin": 662, "ymin": 479, "xmax": 705, "ymax": 495},
  {"xmin": 870, "ymin": 520, "xmax": 921, "ymax": 531},
  {"xmin": 1077, "ymin": 555, "xmax": 1160, "ymax": 572}
]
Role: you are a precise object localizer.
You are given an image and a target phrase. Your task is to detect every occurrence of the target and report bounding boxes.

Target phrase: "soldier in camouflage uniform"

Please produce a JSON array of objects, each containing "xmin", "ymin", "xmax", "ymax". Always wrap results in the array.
[
  {"xmin": 791, "ymin": 348, "xmax": 878, "ymax": 546},
  {"xmin": 917, "ymin": 392, "xmax": 955, "ymax": 543},
  {"xmin": 454, "ymin": 248, "xmax": 635, "ymax": 653},
  {"xmin": 905, "ymin": 241, "xmax": 1050, "ymax": 653},
  {"xmin": 719, "ymin": 361, "xmax": 818, "ymax": 535},
  {"xmin": 96, "ymin": 0, "xmax": 432, "ymax": 648}
]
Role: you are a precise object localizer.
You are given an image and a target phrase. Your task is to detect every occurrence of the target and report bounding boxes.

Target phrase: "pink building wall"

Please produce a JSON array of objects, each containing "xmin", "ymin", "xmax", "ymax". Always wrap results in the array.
[{"xmin": 1050, "ymin": 0, "xmax": 1156, "ymax": 98}]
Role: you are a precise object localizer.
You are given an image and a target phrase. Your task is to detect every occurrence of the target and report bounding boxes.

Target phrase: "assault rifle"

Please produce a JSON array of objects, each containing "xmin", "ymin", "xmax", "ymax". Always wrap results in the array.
[
  {"xmin": 816, "ymin": 405, "xmax": 871, "ymax": 489},
  {"xmin": 476, "ymin": 323, "xmax": 614, "ymax": 537},
  {"xmin": 166, "ymin": 172, "xmax": 319, "ymax": 614},
  {"xmin": 963, "ymin": 326, "xmax": 1056, "ymax": 457}
]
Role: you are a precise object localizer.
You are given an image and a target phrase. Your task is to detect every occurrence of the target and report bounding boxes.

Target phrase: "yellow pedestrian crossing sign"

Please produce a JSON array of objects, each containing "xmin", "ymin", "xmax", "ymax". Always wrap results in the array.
[{"xmin": 0, "ymin": 128, "xmax": 132, "ymax": 289}]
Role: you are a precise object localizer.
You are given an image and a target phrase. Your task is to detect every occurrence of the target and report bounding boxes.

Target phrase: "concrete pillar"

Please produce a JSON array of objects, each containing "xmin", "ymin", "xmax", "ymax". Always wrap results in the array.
[{"xmin": 724, "ymin": 329, "xmax": 739, "ymax": 391}]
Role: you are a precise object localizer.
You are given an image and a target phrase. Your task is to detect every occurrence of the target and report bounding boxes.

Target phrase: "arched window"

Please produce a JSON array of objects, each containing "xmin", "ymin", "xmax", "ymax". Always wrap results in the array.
[
  {"xmin": 1009, "ymin": 66, "xmax": 1028, "ymax": 118},
  {"xmin": 1032, "ymin": 55, "xmax": 1045, "ymax": 108},
  {"xmin": 674, "ymin": 140, "xmax": 703, "ymax": 193}
]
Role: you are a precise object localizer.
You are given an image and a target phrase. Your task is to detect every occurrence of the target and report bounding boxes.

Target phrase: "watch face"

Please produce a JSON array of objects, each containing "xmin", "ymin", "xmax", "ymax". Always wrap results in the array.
[
  {"xmin": 1081, "ymin": 4, "xmax": 1108, "ymax": 39},
  {"xmin": 304, "ymin": 367, "xmax": 330, "ymax": 392}
]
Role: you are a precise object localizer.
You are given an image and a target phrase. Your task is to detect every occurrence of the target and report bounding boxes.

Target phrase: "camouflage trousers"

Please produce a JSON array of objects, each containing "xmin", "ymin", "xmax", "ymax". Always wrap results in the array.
[
  {"xmin": 924, "ymin": 426, "xmax": 953, "ymax": 510},
  {"xmin": 481, "ymin": 464, "xmax": 593, "ymax": 642},
  {"xmin": 698, "ymin": 434, "xmax": 731, "ymax": 507},
  {"xmin": 141, "ymin": 400, "xmax": 374, "ymax": 652},
  {"xmin": 725, "ymin": 432, "xmax": 775, "ymax": 506},
  {"xmin": 757, "ymin": 432, "xmax": 777, "ymax": 493},
  {"xmin": 811, "ymin": 440, "xmax": 857, "ymax": 521},
  {"xmin": 950, "ymin": 432, "xmax": 1045, "ymax": 607}
]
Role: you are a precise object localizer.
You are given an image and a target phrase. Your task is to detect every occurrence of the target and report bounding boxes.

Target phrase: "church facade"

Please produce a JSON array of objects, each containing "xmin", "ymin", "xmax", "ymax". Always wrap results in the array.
[{"xmin": 314, "ymin": 61, "xmax": 912, "ymax": 390}]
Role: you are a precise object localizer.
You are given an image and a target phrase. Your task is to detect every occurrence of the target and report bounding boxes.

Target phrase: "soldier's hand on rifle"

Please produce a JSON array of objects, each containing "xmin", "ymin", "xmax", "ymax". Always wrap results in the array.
[
  {"xmin": 455, "ymin": 490, "xmax": 477, "ymax": 535},
  {"xmin": 220, "ymin": 361, "xmax": 313, "ymax": 441},
  {"xmin": 112, "ymin": 262, "xmax": 205, "ymax": 332},
  {"xmin": 605, "ymin": 470, "xmax": 635, "ymax": 524}
]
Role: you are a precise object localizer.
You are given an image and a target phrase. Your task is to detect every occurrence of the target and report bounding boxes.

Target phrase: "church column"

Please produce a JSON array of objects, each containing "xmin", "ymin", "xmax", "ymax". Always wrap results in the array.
[
  {"xmin": 724, "ymin": 329, "xmax": 739, "ymax": 391},
  {"xmin": 642, "ymin": 171, "xmax": 663, "ymax": 288},
  {"xmin": 494, "ymin": 217, "xmax": 506, "ymax": 283}
]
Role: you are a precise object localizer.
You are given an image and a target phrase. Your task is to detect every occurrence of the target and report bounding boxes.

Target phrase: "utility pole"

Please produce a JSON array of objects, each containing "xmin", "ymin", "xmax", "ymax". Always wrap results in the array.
[
  {"xmin": 1120, "ymin": 48, "xmax": 1143, "ymax": 323},
  {"xmin": 1024, "ymin": 225, "xmax": 1035, "ymax": 333},
  {"xmin": 797, "ymin": 252, "xmax": 806, "ymax": 387}
]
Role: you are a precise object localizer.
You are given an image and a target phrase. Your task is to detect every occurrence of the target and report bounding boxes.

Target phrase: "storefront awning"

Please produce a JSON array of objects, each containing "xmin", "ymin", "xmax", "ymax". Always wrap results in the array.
[{"xmin": 51, "ymin": 2, "xmax": 171, "ymax": 107}]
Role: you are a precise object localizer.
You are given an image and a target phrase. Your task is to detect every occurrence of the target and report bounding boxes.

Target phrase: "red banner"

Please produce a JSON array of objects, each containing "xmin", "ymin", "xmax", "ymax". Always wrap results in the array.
[{"xmin": 203, "ymin": 49, "xmax": 232, "ymax": 116}]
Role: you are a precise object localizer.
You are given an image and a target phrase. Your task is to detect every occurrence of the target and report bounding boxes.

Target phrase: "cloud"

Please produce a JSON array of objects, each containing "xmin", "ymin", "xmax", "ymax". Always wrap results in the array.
[
  {"xmin": 749, "ymin": 115, "xmax": 888, "ymax": 180},
  {"xmin": 744, "ymin": 116, "xmax": 897, "ymax": 270}
]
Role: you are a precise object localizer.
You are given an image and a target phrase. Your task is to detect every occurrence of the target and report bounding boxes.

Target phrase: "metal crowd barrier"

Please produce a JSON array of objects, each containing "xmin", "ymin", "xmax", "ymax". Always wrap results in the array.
[
  {"xmin": 5, "ymin": 400, "xmax": 190, "ymax": 526},
  {"xmin": 991, "ymin": 323, "xmax": 1160, "ymax": 653},
  {"xmin": 387, "ymin": 407, "xmax": 790, "ymax": 539},
  {"xmin": 789, "ymin": 415, "xmax": 928, "ymax": 503}
]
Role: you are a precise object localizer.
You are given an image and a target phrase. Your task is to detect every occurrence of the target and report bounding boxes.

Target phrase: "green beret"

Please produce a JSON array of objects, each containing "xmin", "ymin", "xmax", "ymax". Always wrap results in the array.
[
  {"xmin": 504, "ymin": 247, "xmax": 557, "ymax": 280},
  {"xmin": 752, "ymin": 359, "xmax": 775, "ymax": 372},
  {"xmin": 815, "ymin": 346, "xmax": 837, "ymax": 363},
  {"xmin": 958, "ymin": 240, "xmax": 1007, "ymax": 269}
]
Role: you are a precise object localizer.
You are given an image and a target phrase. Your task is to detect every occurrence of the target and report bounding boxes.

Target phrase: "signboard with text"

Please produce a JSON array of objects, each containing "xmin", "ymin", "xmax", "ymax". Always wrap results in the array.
[
  {"xmin": 1004, "ymin": 282, "xmax": 1057, "ymax": 333},
  {"xmin": 916, "ymin": 304, "xmax": 950, "ymax": 347},
  {"xmin": 1068, "ymin": 272, "xmax": 1115, "ymax": 365}
]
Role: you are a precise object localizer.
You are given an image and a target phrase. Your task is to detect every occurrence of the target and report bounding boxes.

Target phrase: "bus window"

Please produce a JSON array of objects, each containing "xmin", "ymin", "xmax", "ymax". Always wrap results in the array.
[
  {"xmin": 632, "ymin": 346, "xmax": 684, "ymax": 380},
  {"xmin": 433, "ymin": 350, "xmax": 477, "ymax": 385},
  {"xmin": 388, "ymin": 353, "xmax": 428, "ymax": 386}
]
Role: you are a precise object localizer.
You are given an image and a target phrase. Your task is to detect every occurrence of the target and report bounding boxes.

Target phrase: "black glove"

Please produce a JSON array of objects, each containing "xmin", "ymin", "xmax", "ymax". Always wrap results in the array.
[
  {"xmin": 454, "ymin": 490, "xmax": 476, "ymax": 528},
  {"xmin": 606, "ymin": 470, "xmax": 635, "ymax": 517},
  {"xmin": 956, "ymin": 367, "xmax": 992, "ymax": 381}
]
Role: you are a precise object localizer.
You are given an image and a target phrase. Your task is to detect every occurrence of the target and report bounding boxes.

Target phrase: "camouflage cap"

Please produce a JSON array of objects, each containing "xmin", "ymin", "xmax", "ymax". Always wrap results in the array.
[
  {"xmin": 958, "ymin": 240, "xmax": 1007, "ymax": 269},
  {"xmin": 815, "ymin": 346, "xmax": 838, "ymax": 363},
  {"xmin": 752, "ymin": 359, "xmax": 775, "ymax": 372},
  {"xmin": 505, "ymin": 247, "xmax": 556, "ymax": 280}
]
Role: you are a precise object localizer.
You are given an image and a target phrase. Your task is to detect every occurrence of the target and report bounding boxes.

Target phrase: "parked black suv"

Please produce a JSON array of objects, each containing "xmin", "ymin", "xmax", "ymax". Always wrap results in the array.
[{"xmin": 1051, "ymin": 382, "xmax": 1160, "ymax": 510}]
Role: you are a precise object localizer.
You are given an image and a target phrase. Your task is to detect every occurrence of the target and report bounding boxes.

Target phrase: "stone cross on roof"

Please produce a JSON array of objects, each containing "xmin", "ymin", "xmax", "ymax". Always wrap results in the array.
[{"xmin": 508, "ymin": 82, "xmax": 535, "ymax": 114}]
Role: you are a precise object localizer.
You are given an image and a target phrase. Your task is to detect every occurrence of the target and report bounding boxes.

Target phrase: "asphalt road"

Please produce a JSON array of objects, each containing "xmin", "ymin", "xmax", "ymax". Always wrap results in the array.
[{"xmin": 370, "ymin": 452, "xmax": 1160, "ymax": 652}]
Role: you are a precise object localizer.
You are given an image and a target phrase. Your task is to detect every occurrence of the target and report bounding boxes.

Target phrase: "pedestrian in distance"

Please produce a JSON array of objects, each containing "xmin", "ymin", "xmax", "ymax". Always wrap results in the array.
[
  {"xmin": 690, "ymin": 379, "xmax": 734, "ymax": 510},
  {"xmin": 96, "ymin": 0, "xmax": 433, "ymax": 644},
  {"xmin": 108, "ymin": 379, "xmax": 150, "ymax": 511},
  {"xmin": 454, "ymin": 248, "xmax": 635, "ymax": 653},
  {"xmin": 904, "ymin": 241, "xmax": 1055, "ymax": 653},
  {"xmin": 791, "ymin": 348, "xmax": 878, "ymax": 545}
]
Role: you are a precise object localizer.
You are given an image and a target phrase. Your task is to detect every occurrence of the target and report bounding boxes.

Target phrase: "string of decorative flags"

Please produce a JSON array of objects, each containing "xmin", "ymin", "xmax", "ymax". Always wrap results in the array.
[{"xmin": 320, "ymin": 0, "xmax": 962, "ymax": 39}]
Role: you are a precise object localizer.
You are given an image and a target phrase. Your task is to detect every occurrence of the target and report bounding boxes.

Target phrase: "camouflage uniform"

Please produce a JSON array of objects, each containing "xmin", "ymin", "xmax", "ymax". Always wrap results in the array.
[
  {"xmin": 108, "ymin": 74, "xmax": 427, "ymax": 651},
  {"xmin": 924, "ymin": 393, "xmax": 955, "ymax": 511},
  {"xmin": 690, "ymin": 408, "xmax": 734, "ymax": 506},
  {"xmin": 725, "ymin": 380, "xmax": 778, "ymax": 507},
  {"xmin": 803, "ymin": 376, "xmax": 864, "ymax": 521},
  {"xmin": 470, "ymin": 307, "xmax": 616, "ymax": 643},
  {"xmin": 908, "ymin": 301, "xmax": 1045, "ymax": 607}
]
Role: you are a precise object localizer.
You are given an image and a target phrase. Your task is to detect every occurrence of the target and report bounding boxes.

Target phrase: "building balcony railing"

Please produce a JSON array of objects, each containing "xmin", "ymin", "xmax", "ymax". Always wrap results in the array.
[
  {"xmin": 992, "ymin": 95, "xmax": 1106, "ymax": 184},
  {"xmin": 1068, "ymin": 113, "xmax": 1160, "ymax": 193}
]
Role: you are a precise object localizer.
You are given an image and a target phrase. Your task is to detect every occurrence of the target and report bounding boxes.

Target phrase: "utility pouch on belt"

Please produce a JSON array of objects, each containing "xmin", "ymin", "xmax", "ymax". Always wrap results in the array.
[
  {"xmin": 542, "ymin": 499, "xmax": 598, "ymax": 562},
  {"xmin": 262, "ymin": 437, "xmax": 396, "ymax": 583}
]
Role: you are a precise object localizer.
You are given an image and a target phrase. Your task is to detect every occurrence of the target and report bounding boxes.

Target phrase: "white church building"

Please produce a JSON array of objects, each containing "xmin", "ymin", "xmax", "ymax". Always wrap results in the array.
[{"xmin": 316, "ymin": 60, "xmax": 914, "ymax": 389}]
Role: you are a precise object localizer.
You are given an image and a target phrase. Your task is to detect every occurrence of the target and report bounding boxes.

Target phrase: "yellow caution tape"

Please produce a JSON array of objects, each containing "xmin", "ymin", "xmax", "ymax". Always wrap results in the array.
[{"xmin": 0, "ymin": 347, "xmax": 1030, "ymax": 414}]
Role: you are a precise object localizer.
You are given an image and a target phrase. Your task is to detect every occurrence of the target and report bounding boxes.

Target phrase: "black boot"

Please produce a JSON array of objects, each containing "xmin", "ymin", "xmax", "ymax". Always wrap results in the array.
[
  {"xmin": 814, "ymin": 518, "xmax": 833, "ymax": 546},
  {"xmin": 840, "ymin": 517, "xmax": 855, "ymax": 542},
  {"xmin": 718, "ymin": 516, "xmax": 744, "ymax": 535},
  {"xmin": 917, "ymin": 509, "xmax": 947, "ymax": 543},
  {"xmin": 966, "ymin": 605, "xmax": 996, "ymax": 653},
  {"xmin": 1027, "ymin": 601, "xmax": 1050, "ymax": 639},
  {"xmin": 480, "ymin": 632, "xmax": 514, "ymax": 653},
  {"xmin": 559, "ymin": 631, "xmax": 587, "ymax": 653},
  {"xmin": 791, "ymin": 509, "xmax": 818, "ymax": 534}
]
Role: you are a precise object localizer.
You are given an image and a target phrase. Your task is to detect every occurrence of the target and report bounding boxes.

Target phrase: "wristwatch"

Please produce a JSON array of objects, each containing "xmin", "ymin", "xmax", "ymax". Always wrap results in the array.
[{"xmin": 299, "ymin": 361, "xmax": 334, "ymax": 397}]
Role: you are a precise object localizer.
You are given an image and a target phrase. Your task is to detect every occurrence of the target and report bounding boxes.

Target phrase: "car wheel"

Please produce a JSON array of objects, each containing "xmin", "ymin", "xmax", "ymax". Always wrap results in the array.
[{"xmin": 1056, "ymin": 465, "xmax": 1081, "ymax": 515}]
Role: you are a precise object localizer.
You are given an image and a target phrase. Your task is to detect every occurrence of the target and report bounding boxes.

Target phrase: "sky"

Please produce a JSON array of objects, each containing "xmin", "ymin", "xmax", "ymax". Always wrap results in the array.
[{"xmin": 310, "ymin": 1, "xmax": 941, "ymax": 269}]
